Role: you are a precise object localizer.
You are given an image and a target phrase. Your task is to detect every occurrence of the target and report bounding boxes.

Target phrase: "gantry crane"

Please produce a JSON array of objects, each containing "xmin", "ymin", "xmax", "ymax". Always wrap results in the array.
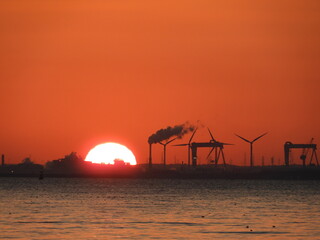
[
  {"xmin": 284, "ymin": 140, "xmax": 318, "ymax": 166},
  {"xmin": 174, "ymin": 128, "xmax": 232, "ymax": 166}
]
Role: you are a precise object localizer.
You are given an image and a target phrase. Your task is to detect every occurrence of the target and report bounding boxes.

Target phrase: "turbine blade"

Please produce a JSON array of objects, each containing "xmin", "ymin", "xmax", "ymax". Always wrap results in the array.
[
  {"xmin": 173, "ymin": 143, "xmax": 189, "ymax": 146},
  {"xmin": 207, "ymin": 128, "xmax": 217, "ymax": 142},
  {"xmin": 167, "ymin": 137, "xmax": 177, "ymax": 145},
  {"xmin": 252, "ymin": 132, "xmax": 268, "ymax": 143},
  {"xmin": 235, "ymin": 134, "xmax": 250, "ymax": 143},
  {"xmin": 189, "ymin": 128, "xmax": 198, "ymax": 144},
  {"xmin": 206, "ymin": 147, "xmax": 215, "ymax": 159}
]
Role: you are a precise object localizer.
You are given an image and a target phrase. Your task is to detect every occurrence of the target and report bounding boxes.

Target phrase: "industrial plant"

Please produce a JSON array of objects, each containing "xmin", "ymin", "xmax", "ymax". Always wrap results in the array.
[
  {"xmin": 1, "ymin": 123, "xmax": 319, "ymax": 179},
  {"xmin": 145, "ymin": 123, "xmax": 319, "ymax": 179}
]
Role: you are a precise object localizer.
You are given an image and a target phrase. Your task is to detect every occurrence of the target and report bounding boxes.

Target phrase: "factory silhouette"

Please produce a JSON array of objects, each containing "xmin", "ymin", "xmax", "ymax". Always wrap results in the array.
[
  {"xmin": 0, "ymin": 122, "xmax": 319, "ymax": 179},
  {"xmin": 147, "ymin": 123, "xmax": 318, "ymax": 168}
]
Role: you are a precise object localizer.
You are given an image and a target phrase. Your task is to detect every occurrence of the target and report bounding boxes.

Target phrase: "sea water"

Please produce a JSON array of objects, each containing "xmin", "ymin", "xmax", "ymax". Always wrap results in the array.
[{"xmin": 0, "ymin": 177, "xmax": 319, "ymax": 239}]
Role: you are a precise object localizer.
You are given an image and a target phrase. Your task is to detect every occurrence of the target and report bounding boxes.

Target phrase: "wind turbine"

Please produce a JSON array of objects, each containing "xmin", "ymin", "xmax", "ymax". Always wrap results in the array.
[
  {"xmin": 206, "ymin": 128, "xmax": 233, "ymax": 166},
  {"xmin": 173, "ymin": 128, "xmax": 198, "ymax": 166},
  {"xmin": 235, "ymin": 132, "xmax": 268, "ymax": 167},
  {"xmin": 159, "ymin": 137, "xmax": 177, "ymax": 166}
]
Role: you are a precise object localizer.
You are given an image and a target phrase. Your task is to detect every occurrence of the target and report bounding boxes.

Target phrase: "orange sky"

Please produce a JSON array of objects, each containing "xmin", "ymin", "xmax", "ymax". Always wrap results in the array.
[{"xmin": 1, "ymin": 0, "xmax": 320, "ymax": 166}]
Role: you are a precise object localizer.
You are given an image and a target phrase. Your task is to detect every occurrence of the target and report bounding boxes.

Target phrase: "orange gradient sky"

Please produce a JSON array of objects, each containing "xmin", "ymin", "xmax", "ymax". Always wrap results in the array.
[{"xmin": 1, "ymin": 0, "xmax": 319, "ymax": 165}]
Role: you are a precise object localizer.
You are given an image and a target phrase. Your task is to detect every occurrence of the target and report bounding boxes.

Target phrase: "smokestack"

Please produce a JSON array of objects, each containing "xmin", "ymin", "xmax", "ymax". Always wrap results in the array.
[
  {"xmin": 1, "ymin": 154, "xmax": 4, "ymax": 166},
  {"xmin": 149, "ymin": 143, "xmax": 152, "ymax": 168},
  {"xmin": 148, "ymin": 122, "xmax": 195, "ymax": 144},
  {"xmin": 148, "ymin": 122, "xmax": 195, "ymax": 167}
]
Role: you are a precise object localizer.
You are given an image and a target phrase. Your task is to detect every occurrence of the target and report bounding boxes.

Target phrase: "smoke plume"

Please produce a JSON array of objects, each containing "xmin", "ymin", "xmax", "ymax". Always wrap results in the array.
[{"xmin": 148, "ymin": 122, "xmax": 195, "ymax": 144}]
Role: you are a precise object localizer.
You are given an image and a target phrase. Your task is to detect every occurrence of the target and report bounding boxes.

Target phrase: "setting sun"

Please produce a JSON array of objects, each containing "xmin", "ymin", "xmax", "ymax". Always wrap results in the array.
[{"xmin": 85, "ymin": 142, "xmax": 137, "ymax": 165}]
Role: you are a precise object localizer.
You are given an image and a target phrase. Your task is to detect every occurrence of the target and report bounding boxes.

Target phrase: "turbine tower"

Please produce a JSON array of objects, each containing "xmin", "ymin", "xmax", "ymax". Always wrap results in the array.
[
  {"xmin": 235, "ymin": 132, "xmax": 268, "ymax": 167},
  {"xmin": 173, "ymin": 128, "xmax": 198, "ymax": 166},
  {"xmin": 159, "ymin": 137, "xmax": 177, "ymax": 166},
  {"xmin": 206, "ymin": 128, "xmax": 233, "ymax": 166}
]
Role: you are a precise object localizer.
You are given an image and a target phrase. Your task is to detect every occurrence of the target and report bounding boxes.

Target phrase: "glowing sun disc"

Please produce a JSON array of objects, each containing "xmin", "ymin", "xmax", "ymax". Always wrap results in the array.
[{"xmin": 85, "ymin": 142, "xmax": 137, "ymax": 165}]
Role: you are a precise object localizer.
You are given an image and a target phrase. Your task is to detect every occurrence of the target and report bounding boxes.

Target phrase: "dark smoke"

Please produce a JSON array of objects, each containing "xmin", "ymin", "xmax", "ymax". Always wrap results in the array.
[{"xmin": 148, "ymin": 122, "xmax": 195, "ymax": 144}]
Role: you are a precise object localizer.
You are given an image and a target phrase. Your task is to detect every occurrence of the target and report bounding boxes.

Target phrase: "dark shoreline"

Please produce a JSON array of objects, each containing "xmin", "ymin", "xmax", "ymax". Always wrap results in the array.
[{"xmin": 1, "ymin": 165, "xmax": 320, "ymax": 180}]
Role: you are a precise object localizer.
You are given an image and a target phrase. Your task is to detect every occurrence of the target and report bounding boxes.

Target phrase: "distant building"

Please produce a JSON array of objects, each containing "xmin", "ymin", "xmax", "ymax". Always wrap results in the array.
[
  {"xmin": 45, "ymin": 152, "xmax": 85, "ymax": 174},
  {"xmin": 0, "ymin": 157, "xmax": 43, "ymax": 176}
]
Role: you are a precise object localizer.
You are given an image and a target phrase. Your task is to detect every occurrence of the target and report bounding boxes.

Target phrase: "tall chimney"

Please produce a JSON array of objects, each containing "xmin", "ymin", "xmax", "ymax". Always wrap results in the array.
[
  {"xmin": 1, "ymin": 154, "xmax": 4, "ymax": 166},
  {"xmin": 149, "ymin": 143, "xmax": 152, "ymax": 167}
]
